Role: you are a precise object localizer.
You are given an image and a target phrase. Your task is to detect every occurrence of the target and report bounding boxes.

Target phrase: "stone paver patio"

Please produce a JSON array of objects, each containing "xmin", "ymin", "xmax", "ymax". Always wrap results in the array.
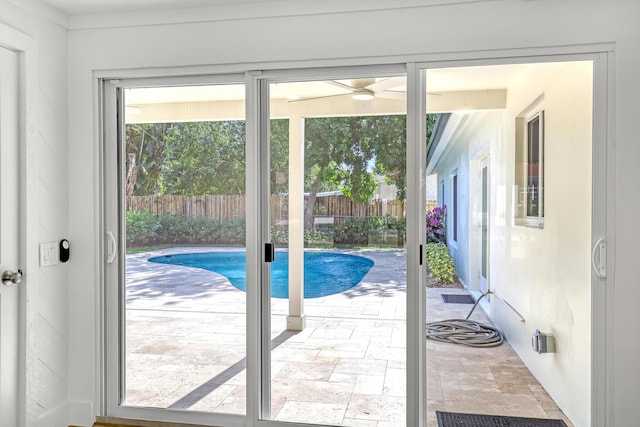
[{"xmin": 124, "ymin": 247, "xmax": 574, "ymax": 426}]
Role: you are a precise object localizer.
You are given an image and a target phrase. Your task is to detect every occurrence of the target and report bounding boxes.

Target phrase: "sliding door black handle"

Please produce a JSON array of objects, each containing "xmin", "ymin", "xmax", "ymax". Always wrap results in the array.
[{"xmin": 265, "ymin": 243, "xmax": 275, "ymax": 263}]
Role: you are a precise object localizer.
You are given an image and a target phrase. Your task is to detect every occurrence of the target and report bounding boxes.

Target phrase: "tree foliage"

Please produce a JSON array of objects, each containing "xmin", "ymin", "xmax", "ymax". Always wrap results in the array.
[
  {"xmin": 301, "ymin": 114, "xmax": 437, "ymax": 226},
  {"xmin": 125, "ymin": 123, "xmax": 169, "ymax": 196},
  {"xmin": 302, "ymin": 116, "xmax": 399, "ymax": 227},
  {"xmin": 162, "ymin": 121, "xmax": 246, "ymax": 195},
  {"xmin": 269, "ymin": 119, "xmax": 290, "ymax": 194},
  {"xmin": 125, "ymin": 114, "xmax": 438, "ymax": 210}
]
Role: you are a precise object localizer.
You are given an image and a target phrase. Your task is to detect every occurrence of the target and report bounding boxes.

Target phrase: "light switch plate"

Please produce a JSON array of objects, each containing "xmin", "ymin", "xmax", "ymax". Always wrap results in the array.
[{"xmin": 40, "ymin": 242, "xmax": 59, "ymax": 267}]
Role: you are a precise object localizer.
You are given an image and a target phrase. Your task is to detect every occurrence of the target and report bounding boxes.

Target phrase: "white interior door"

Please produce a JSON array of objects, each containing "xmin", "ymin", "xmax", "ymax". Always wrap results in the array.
[{"xmin": 0, "ymin": 45, "xmax": 22, "ymax": 427}]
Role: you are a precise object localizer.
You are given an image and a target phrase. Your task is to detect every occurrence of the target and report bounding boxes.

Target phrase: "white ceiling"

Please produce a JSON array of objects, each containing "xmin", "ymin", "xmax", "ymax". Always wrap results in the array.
[
  {"xmin": 38, "ymin": 0, "xmax": 289, "ymax": 15},
  {"xmin": 37, "ymin": 0, "xmax": 502, "ymax": 17}
]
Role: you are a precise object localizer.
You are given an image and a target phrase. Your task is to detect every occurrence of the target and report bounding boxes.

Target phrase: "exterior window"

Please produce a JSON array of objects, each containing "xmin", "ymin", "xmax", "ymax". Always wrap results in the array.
[
  {"xmin": 514, "ymin": 97, "xmax": 544, "ymax": 228},
  {"xmin": 452, "ymin": 173, "xmax": 458, "ymax": 242},
  {"xmin": 526, "ymin": 112, "xmax": 544, "ymax": 218}
]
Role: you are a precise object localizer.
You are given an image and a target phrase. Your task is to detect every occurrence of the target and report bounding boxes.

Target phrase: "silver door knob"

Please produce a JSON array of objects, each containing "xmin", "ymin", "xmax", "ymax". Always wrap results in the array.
[{"xmin": 2, "ymin": 269, "xmax": 23, "ymax": 286}]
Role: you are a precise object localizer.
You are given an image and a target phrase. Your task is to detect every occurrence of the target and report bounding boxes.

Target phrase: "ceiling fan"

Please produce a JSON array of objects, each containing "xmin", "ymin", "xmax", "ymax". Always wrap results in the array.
[{"xmin": 289, "ymin": 77, "xmax": 409, "ymax": 102}]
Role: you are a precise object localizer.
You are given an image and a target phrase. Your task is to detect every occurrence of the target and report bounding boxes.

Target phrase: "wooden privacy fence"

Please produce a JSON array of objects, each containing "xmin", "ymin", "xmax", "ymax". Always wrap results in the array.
[
  {"xmin": 127, "ymin": 194, "xmax": 246, "ymax": 221},
  {"xmin": 126, "ymin": 194, "xmax": 408, "ymax": 222}
]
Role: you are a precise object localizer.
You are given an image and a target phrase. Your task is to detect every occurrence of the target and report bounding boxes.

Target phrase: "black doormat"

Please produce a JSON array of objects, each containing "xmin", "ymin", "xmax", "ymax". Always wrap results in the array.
[
  {"xmin": 441, "ymin": 294, "xmax": 475, "ymax": 304},
  {"xmin": 436, "ymin": 411, "xmax": 568, "ymax": 427}
]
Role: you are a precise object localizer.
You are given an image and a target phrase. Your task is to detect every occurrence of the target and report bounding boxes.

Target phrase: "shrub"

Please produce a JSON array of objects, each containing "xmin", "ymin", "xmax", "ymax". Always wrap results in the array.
[
  {"xmin": 215, "ymin": 218, "xmax": 246, "ymax": 244},
  {"xmin": 385, "ymin": 215, "xmax": 406, "ymax": 246},
  {"xmin": 125, "ymin": 210, "xmax": 160, "ymax": 246},
  {"xmin": 304, "ymin": 229, "xmax": 333, "ymax": 246},
  {"xmin": 126, "ymin": 211, "xmax": 246, "ymax": 247},
  {"xmin": 192, "ymin": 217, "xmax": 222, "ymax": 244},
  {"xmin": 425, "ymin": 242, "xmax": 457, "ymax": 284},
  {"xmin": 158, "ymin": 214, "xmax": 193, "ymax": 243},
  {"xmin": 270, "ymin": 226, "xmax": 289, "ymax": 245},
  {"xmin": 385, "ymin": 215, "xmax": 406, "ymax": 233},
  {"xmin": 426, "ymin": 205, "xmax": 447, "ymax": 244},
  {"xmin": 334, "ymin": 217, "xmax": 376, "ymax": 246}
]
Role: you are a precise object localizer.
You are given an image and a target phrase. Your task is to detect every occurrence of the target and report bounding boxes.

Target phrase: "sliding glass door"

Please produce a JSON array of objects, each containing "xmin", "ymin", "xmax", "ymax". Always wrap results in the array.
[
  {"xmin": 99, "ymin": 54, "xmax": 611, "ymax": 427},
  {"xmin": 422, "ymin": 59, "xmax": 599, "ymax": 427},
  {"xmin": 103, "ymin": 66, "xmax": 421, "ymax": 426},
  {"xmin": 104, "ymin": 78, "xmax": 250, "ymax": 426},
  {"xmin": 262, "ymin": 74, "xmax": 409, "ymax": 425}
]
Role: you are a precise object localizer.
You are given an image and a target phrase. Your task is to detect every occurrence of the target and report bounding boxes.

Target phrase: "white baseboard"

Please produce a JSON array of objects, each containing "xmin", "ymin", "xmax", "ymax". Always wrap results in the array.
[
  {"xmin": 38, "ymin": 399, "xmax": 94, "ymax": 427},
  {"xmin": 37, "ymin": 401, "xmax": 68, "ymax": 427},
  {"xmin": 68, "ymin": 400, "xmax": 94, "ymax": 427}
]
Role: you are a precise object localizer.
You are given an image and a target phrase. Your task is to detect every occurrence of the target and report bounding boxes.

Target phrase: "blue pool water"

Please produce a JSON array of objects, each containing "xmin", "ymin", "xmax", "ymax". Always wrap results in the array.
[{"xmin": 148, "ymin": 251, "xmax": 374, "ymax": 299}]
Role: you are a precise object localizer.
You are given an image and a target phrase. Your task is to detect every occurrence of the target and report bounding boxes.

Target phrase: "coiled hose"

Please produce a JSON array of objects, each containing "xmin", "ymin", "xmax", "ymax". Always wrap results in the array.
[{"xmin": 426, "ymin": 292, "xmax": 504, "ymax": 347}]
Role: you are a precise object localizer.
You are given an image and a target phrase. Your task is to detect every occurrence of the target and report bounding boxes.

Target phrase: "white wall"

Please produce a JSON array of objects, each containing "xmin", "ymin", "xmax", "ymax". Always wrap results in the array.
[
  {"xmin": 429, "ymin": 61, "xmax": 593, "ymax": 426},
  {"xmin": 493, "ymin": 61, "xmax": 593, "ymax": 427},
  {"xmin": 429, "ymin": 111, "xmax": 502, "ymax": 292},
  {"xmin": 0, "ymin": 2, "xmax": 70, "ymax": 426},
  {"xmin": 65, "ymin": 1, "xmax": 640, "ymax": 426}
]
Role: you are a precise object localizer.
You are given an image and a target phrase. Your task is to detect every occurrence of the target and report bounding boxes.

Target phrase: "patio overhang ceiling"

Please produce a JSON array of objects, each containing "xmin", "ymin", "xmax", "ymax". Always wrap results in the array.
[
  {"xmin": 123, "ymin": 64, "xmax": 543, "ymax": 123},
  {"xmin": 123, "ymin": 65, "xmax": 528, "ymax": 124},
  {"xmin": 125, "ymin": 88, "xmax": 507, "ymax": 123}
]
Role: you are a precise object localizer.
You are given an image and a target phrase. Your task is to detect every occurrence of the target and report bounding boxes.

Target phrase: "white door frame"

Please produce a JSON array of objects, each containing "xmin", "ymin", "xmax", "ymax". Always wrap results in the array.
[
  {"xmin": 0, "ymin": 23, "xmax": 38, "ymax": 427},
  {"xmin": 97, "ymin": 44, "xmax": 614, "ymax": 427},
  {"xmin": 417, "ymin": 47, "xmax": 614, "ymax": 427},
  {"xmin": 0, "ymin": 41, "xmax": 21, "ymax": 427},
  {"xmin": 101, "ymin": 74, "xmax": 250, "ymax": 427}
]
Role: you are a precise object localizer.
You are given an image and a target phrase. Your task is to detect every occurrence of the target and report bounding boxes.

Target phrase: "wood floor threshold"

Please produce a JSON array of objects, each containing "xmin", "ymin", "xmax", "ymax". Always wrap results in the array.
[{"xmin": 94, "ymin": 416, "xmax": 223, "ymax": 427}]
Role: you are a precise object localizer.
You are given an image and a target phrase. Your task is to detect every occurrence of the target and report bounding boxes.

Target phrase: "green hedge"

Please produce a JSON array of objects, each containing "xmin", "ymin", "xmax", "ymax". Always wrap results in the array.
[
  {"xmin": 334, "ymin": 217, "xmax": 373, "ymax": 245},
  {"xmin": 126, "ymin": 210, "xmax": 406, "ymax": 248},
  {"xmin": 126, "ymin": 211, "xmax": 160, "ymax": 246},
  {"xmin": 126, "ymin": 210, "xmax": 246, "ymax": 247},
  {"xmin": 425, "ymin": 242, "xmax": 458, "ymax": 284},
  {"xmin": 334, "ymin": 216, "xmax": 405, "ymax": 246}
]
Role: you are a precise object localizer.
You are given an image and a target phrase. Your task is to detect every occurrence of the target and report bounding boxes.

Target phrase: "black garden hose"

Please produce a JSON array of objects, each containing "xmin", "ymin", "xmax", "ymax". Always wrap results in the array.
[{"xmin": 426, "ymin": 292, "xmax": 504, "ymax": 347}]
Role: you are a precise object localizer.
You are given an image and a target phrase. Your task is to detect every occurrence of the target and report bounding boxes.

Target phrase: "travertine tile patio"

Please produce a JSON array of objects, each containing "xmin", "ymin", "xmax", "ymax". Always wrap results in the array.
[{"xmin": 124, "ymin": 247, "xmax": 574, "ymax": 426}]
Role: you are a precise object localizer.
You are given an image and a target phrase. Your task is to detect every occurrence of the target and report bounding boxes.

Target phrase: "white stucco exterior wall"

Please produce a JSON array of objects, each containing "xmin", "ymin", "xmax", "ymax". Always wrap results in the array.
[
  {"xmin": 428, "ymin": 61, "xmax": 593, "ymax": 426},
  {"xmin": 428, "ymin": 111, "xmax": 503, "ymax": 292},
  {"xmin": 494, "ymin": 61, "xmax": 593, "ymax": 427}
]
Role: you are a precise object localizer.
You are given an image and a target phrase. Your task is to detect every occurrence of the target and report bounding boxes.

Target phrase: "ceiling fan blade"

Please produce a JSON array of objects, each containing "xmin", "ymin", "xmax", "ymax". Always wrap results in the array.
[
  {"xmin": 327, "ymin": 78, "xmax": 376, "ymax": 91},
  {"xmin": 287, "ymin": 92, "xmax": 352, "ymax": 103},
  {"xmin": 327, "ymin": 80, "xmax": 356, "ymax": 92},
  {"xmin": 376, "ymin": 88, "xmax": 442, "ymax": 97},
  {"xmin": 366, "ymin": 76, "xmax": 406, "ymax": 92},
  {"xmin": 375, "ymin": 90, "xmax": 407, "ymax": 100},
  {"xmin": 351, "ymin": 78, "xmax": 376, "ymax": 89}
]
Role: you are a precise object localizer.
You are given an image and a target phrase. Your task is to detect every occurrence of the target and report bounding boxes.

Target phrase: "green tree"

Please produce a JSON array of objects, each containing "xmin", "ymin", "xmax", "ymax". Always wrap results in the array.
[
  {"xmin": 125, "ymin": 123, "xmax": 169, "ymax": 196},
  {"xmin": 303, "ymin": 115, "xmax": 415, "ymax": 228},
  {"xmin": 270, "ymin": 119, "xmax": 290, "ymax": 194},
  {"xmin": 161, "ymin": 121, "xmax": 246, "ymax": 195},
  {"xmin": 124, "ymin": 114, "xmax": 438, "ymax": 209},
  {"xmin": 373, "ymin": 114, "xmax": 438, "ymax": 200}
]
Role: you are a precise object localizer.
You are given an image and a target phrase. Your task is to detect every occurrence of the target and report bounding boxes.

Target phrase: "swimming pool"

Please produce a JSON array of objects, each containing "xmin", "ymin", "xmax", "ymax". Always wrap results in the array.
[{"xmin": 148, "ymin": 251, "xmax": 374, "ymax": 298}]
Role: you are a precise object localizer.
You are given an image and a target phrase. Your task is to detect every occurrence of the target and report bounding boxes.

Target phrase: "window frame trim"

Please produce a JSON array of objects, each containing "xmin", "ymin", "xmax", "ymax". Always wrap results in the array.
[
  {"xmin": 514, "ymin": 95, "xmax": 545, "ymax": 229},
  {"xmin": 525, "ymin": 108, "xmax": 545, "ymax": 225}
]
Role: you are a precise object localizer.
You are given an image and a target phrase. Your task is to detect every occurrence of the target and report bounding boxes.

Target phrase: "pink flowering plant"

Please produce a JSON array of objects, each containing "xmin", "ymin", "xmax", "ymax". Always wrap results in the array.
[{"xmin": 426, "ymin": 205, "xmax": 447, "ymax": 244}]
